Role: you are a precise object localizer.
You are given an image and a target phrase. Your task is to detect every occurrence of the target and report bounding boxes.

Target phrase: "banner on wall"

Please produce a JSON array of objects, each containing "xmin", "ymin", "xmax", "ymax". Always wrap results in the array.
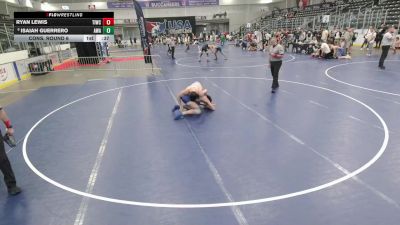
[
  {"xmin": 133, "ymin": 0, "xmax": 152, "ymax": 64},
  {"xmin": 145, "ymin": 16, "xmax": 196, "ymax": 35},
  {"xmin": 0, "ymin": 63, "xmax": 17, "ymax": 84},
  {"xmin": 107, "ymin": 0, "xmax": 218, "ymax": 9}
]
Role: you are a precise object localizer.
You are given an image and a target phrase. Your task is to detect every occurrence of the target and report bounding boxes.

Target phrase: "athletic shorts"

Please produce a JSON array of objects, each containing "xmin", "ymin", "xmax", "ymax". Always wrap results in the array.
[
  {"xmin": 201, "ymin": 48, "xmax": 208, "ymax": 52},
  {"xmin": 216, "ymin": 47, "xmax": 222, "ymax": 52},
  {"xmin": 181, "ymin": 95, "xmax": 191, "ymax": 104}
]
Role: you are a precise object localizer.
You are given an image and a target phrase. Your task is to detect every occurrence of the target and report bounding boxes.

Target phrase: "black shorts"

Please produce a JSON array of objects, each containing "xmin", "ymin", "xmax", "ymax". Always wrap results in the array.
[
  {"xmin": 216, "ymin": 47, "xmax": 222, "ymax": 52},
  {"xmin": 201, "ymin": 48, "xmax": 208, "ymax": 52}
]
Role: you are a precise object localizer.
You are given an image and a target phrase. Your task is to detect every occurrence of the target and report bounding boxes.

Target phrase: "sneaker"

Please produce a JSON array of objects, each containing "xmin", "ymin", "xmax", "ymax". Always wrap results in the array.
[
  {"xmin": 360, "ymin": 48, "xmax": 363, "ymax": 51},
  {"xmin": 366, "ymin": 48, "xmax": 369, "ymax": 51},
  {"xmin": 8, "ymin": 186, "xmax": 22, "ymax": 196},
  {"xmin": 378, "ymin": 66, "xmax": 385, "ymax": 70}
]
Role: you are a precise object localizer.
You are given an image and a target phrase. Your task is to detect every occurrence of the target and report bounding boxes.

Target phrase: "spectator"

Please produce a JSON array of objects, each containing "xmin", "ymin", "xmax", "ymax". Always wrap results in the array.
[
  {"xmin": 334, "ymin": 29, "xmax": 342, "ymax": 45},
  {"xmin": 343, "ymin": 28, "xmax": 353, "ymax": 55},
  {"xmin": 379, "ymin": 26, "xmax": 395, "ymax": 69},
  {"xmin": 320, "ymin": 42, "xmax": 333, "ymax": 59},
  {"xmin": 375, "ymin": 24, "xmax": 387, "ymax": 48},
  {"xmin": 321, "ymin": 28, "xmax": 329, "ymax": 43},
  {"xmin": 361, "ymin": 26, "xmax": 374, "ymax": 50},
  {"xmin": 394, "ymin": 36, "xmax": 400, "ymax": 54},
  {"xmin": 365, "ymin": 28, "xmax": 376, "ymax": 56},
  {"xmin": 170, "ymin": 36, "xmax": 176, "ymax": 59}
]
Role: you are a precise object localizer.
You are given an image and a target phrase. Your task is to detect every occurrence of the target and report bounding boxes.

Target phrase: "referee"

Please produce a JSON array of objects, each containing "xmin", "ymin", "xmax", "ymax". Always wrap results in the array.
[
  {"xmin": 0, "ymin": 107, "xmax": 21, "ymax": 196},
  {"xmin": 268, "ymin": 38, "xmax": 285, "ymax": 93},
  {"xmin": 378, "ymin": 26, "xmax": 395, "ymax": 70}
]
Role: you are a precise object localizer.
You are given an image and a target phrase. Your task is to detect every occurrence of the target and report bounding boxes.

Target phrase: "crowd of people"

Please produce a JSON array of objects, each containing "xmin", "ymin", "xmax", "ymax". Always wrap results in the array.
[
  {"xmin": 234, "ymin": 24, "xmax": 399, "ymax": 61},
  {"xmin": 149, "ymin": 33, "xmax": 230, "ymax": 61}
]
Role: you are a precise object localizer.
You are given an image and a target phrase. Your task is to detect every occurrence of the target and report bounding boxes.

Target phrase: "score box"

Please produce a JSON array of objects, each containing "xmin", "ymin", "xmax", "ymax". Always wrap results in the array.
[
  {"xmin": 103, "ymin": 26, "xmax": 114, "ymax": 34},
  {"xmin": 102, "ymin": 18, "xmax": 114, "ymax": 26}
]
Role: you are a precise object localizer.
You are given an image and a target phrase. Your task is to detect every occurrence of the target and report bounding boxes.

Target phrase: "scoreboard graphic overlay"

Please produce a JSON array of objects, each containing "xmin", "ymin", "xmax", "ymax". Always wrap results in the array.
[{"xmin": 14, "ymin": 12, "xmax": 115, "ymax": 42}]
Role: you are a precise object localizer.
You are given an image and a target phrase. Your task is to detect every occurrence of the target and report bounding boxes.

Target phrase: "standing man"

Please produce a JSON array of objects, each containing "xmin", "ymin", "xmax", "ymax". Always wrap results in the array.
[
  {"xmin": 221, "ymin": 33, "xmax": 226, "ymax": 46},
  {"xmin": 265, "ymin": 31, "xmax": 271, "ymax": 46},
  {"xmin": 375, "ymin": 24, "xmax": 387, "ymax": 48},
  {"xmin": 184, "ymin": 34, "xmax": 190, "ymax": 52},
  {"xmin": 365, "ymin": 28, "xmax": 376, "ymax": 56},
  {"xmin": 379, "ymin": 26, "xmax": 395, "ymax": 70},
  {"xmin": 0, "ymin": 107, "xmax": 21, "ymax": 195},
  {"xmin": 360, "ymin": 26, "xmax": 374, "ymax": 50},
  {"xmin": 166, "ymin": 36, "xmax": 172, "ymax": 55},
  {"xmin": 268, "ymin": 38, "xmax": 285, "ymax": 93},
  {"xmin": 170, "ymin": 36, "xmax": 176, "ymax": 60},
  {"xmin": 343, "ymin": 28, "xmax": 353, "ymax": 55},
  {"xmin": 321, "ymin": 27, "xmax": 329, "ymax": 43}
]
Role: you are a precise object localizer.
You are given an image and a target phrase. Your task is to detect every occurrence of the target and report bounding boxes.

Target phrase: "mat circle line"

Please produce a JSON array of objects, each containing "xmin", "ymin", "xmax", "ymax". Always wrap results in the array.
[
  {"xmin": 325, "ymin": 60, "xmax": 400, "ymax": 96},
  {"xmin": 23, "ymin": 76, "xmax": 389, "ymax": 208}
]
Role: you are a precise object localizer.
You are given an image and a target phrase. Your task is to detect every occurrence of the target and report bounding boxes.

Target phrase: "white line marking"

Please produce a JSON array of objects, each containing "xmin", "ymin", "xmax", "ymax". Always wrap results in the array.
[
  {"xmin": 373, "ymin": 125, "xmax": 385, "ymax": 131},
  {"xmin": 309, "ymin": 100, "xmax": 330, "ymax": 109},
  {"xmin": 22, "ymin": 77, "xmax": 389, "ymax": 208},
  {"xmin": 289, "ymin": 134, "xmax": 305, "ymax": 145},
  {"xmin": 88, "ymin": 79, "xmax": 107, "ymax": 81},
  {"xmin": 205, "ymin": 79, "xmax": 306, "ymax": 146},
  {"xmin": 348, "ymin": 115, "xmax": 362, "ymax": 122},
  {"xmin": 74, "ymin": 90, "xmax": 122, "ymax": 225},
  {"xmin": 207, "ymin": 78, "xmax": 399, "ymax": 209},
  {"xmin": 279, "ymin": 89, "xmax": 295, "ymax": 95},
  {"xmin": 325, "ymin": 60, "xmax": 400, "ymax": 96},
  {"xmin": 163, "ymin": 81, "xmax": 249, "ymax": 225},
  {"xmin": 305, "ymin": 146, "xmax": 400, "ymax": 209},
  {"xmin": 5, "ymin": 138, "xmax": 24, "ymax": 154},
  {"xmin": 348, "ymin": 115, "xmax": 390, "ymax": 133}
]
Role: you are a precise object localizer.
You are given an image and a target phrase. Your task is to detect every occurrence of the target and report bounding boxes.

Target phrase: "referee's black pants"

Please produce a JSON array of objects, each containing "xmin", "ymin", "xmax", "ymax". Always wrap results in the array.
[
  {"xmin": 379, "ymin": 45, "xmax": 390, "ymax": 68},
  {"xmin": 270, "ymin": 60, "xmax": 282, "ymax": 89},
  {"xmin": 0, "ymin": 130, "xmax": 17, "ymax": 190},
  {"xmin": 171, "ymin": 46, "xmax": 175, "ymax": 59}
]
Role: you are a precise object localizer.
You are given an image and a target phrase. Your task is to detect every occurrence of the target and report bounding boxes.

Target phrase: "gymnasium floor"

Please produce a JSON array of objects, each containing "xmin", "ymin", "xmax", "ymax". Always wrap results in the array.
[{"xmin": 1, "ymin": 44, "xmax": 400, "ymax": 225}]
